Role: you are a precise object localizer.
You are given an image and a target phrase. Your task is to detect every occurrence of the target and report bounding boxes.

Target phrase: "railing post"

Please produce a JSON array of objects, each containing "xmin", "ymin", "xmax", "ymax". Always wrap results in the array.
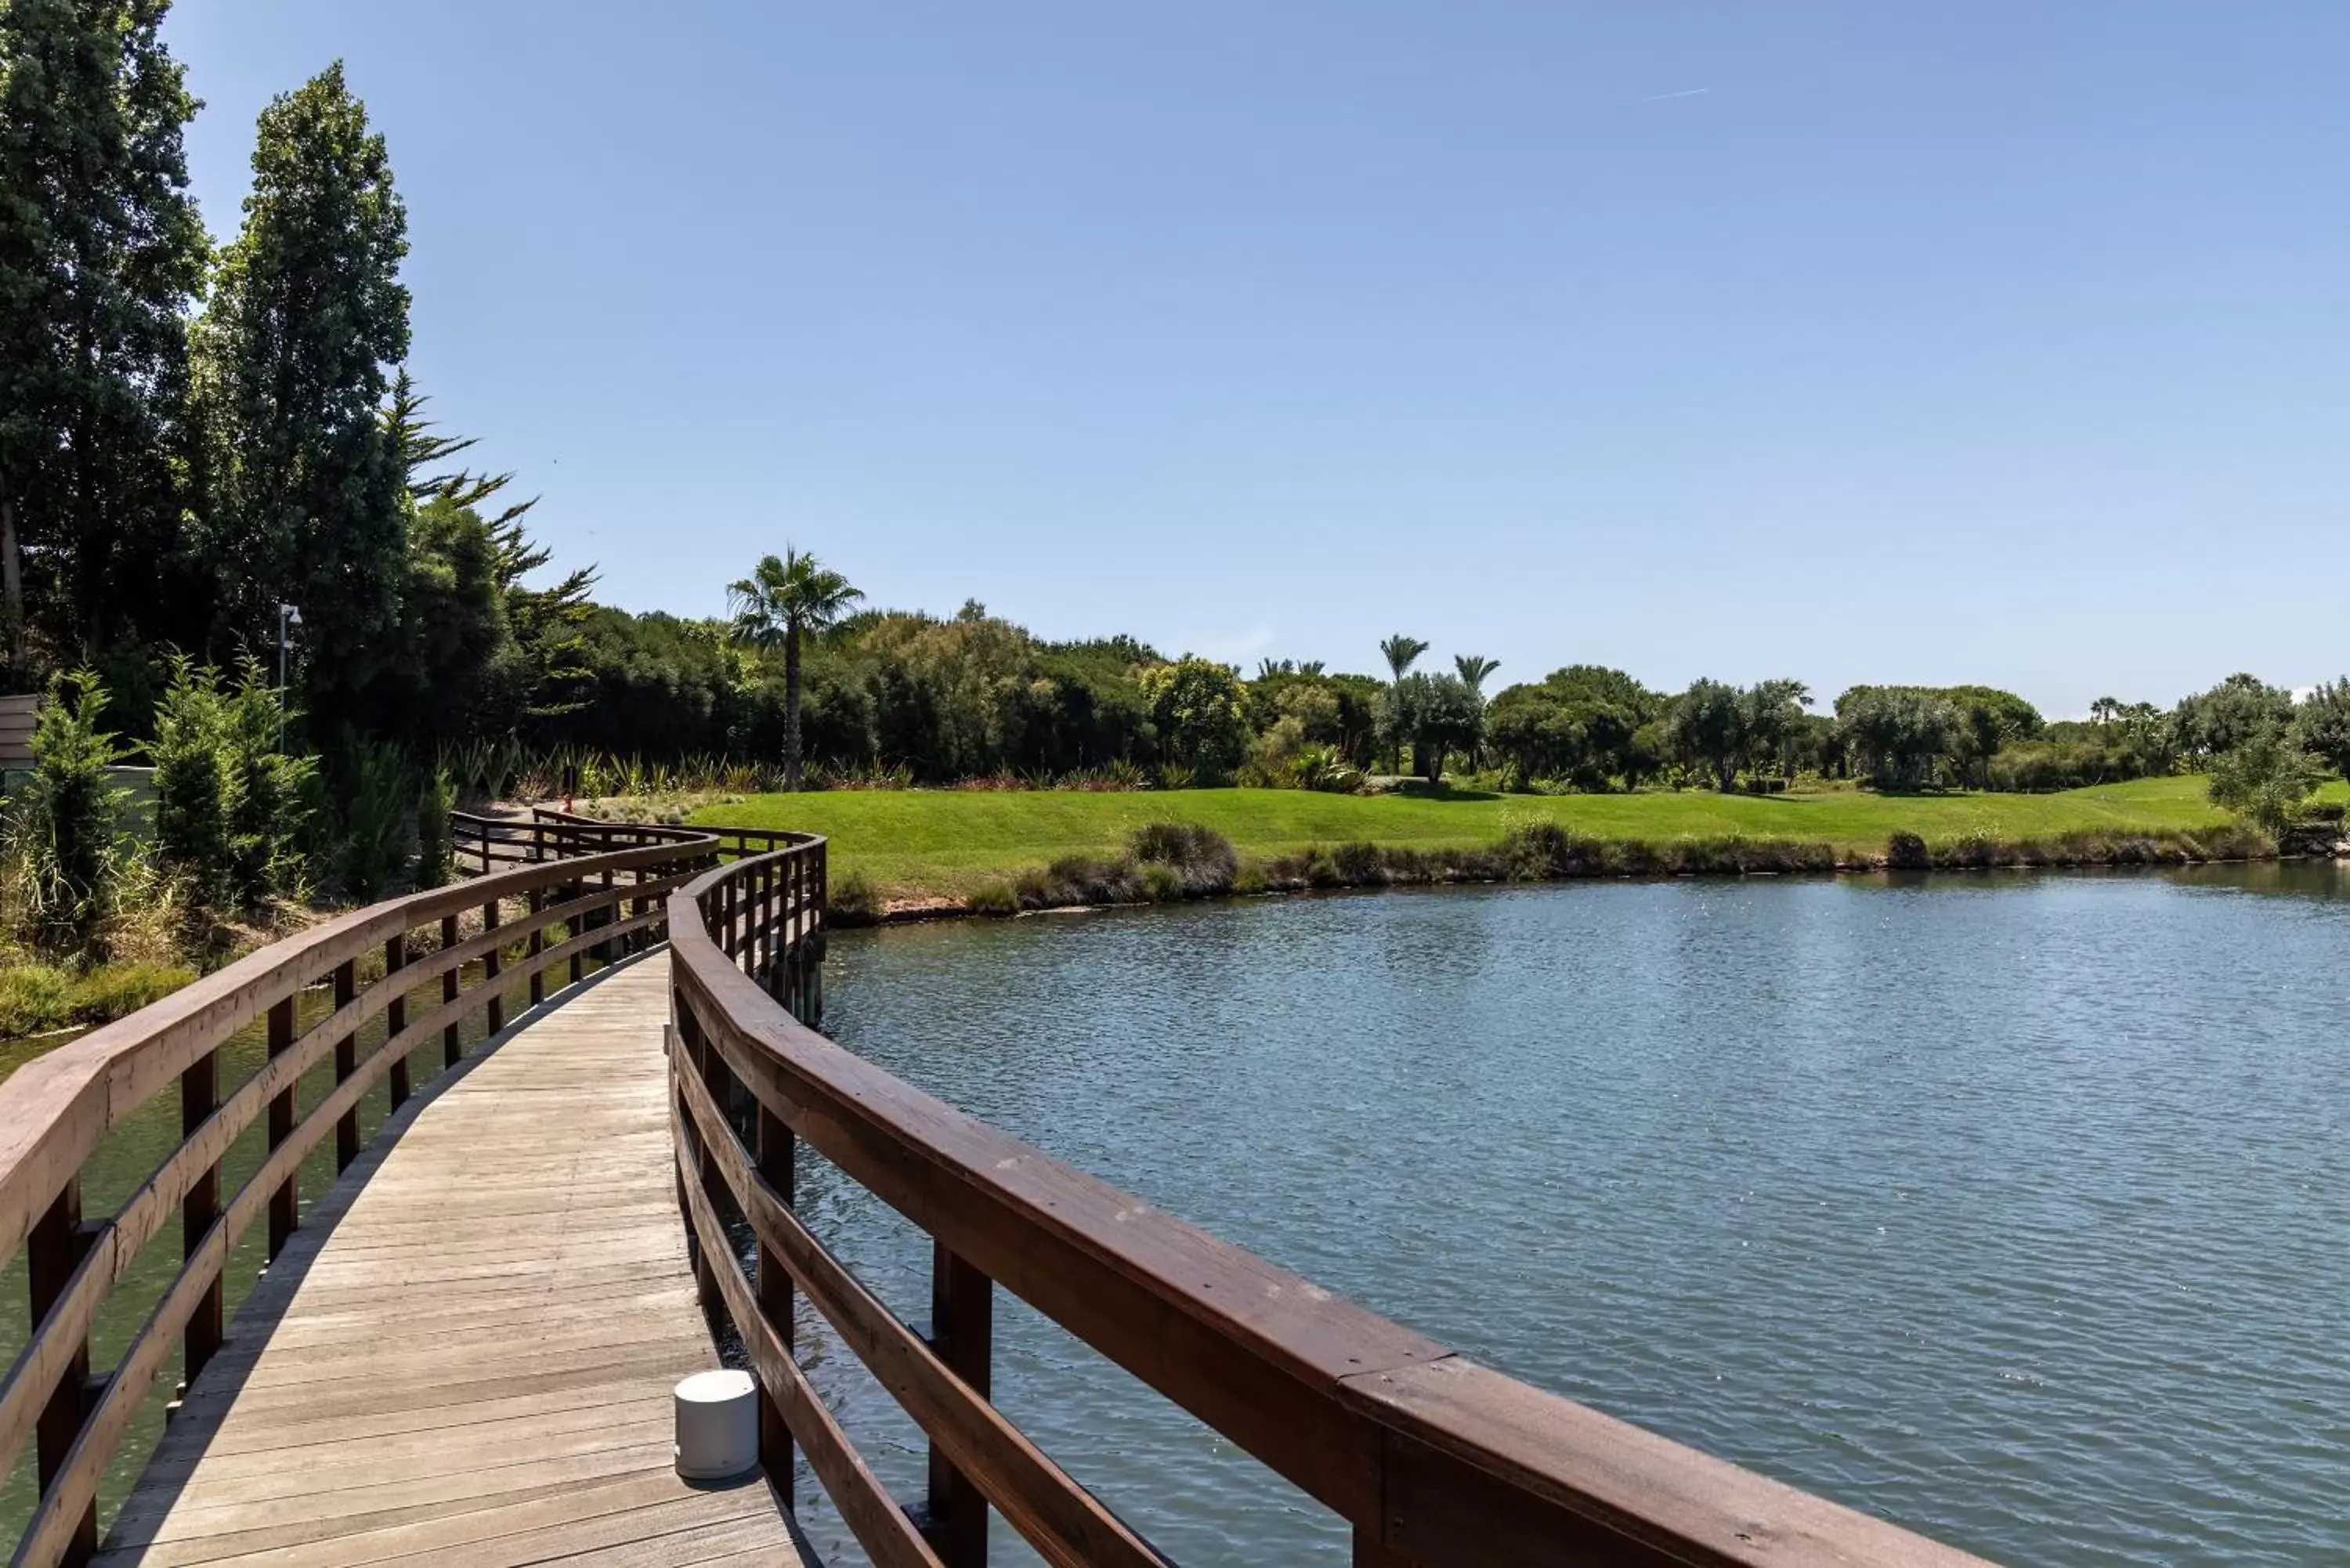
[
  {"xmin": 527, "ymin": 886, "xmax": 546, "ymax": 1005},
  {"xmin": 180, "ymin": 1047, "xmax": 222, "ymax": 1384},
  {"xmin": 569, "ymin": 874, "xmax": 585, "ymax": 985},
  {"xmin": 926, "ymin": 1242, "xmax": 992, "ymax": 1567},
  {"xmin": 484, "ymin": 896, "xmax": 504, "ymax": 1035},
  {"xmin": 441, "ymin": 912, "xmax": 462, "ymax": 1068},
  {"xmin": 29, "ymin": 1181, "xmax": 98, "ymax": 1566},
  {"xmin": 385, "ymin": 933, "xmax": 410, "ymax": 1109},
  {"xmin": 333, "ymin": 959, "xmax": 360, "ymax": 1172},
  {"xmin": 599, "ymin": 866, "xmax": 617, "ymax": 965},
  {"xmin": 757, "ymin": 1101, "xmax": 794, "ymax": 1506},
  {"xmin": 266, "ymin": 995, "xmax": 298, "ymax": 1259}
]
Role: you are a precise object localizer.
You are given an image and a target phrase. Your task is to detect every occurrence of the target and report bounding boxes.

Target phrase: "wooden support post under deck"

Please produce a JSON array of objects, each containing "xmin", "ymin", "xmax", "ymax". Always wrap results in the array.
[
  {"xmin": 927, "ymin": 1241, "xmax": 993, "ymax": 1567},
  {"xmin": 757, "ymin": 1102, "xmax": 795, "ymax": 1506},
  {"xmin": 441, "ymin": 912, "xmax": 462, "ymax": 1067},
  {"xmin": 385, "ymin": 933, "xmax": 410, "ymax": 1108},
  {"xmin": 181, "ymin": 1047, "xmax": 223, "ymax": 1382},
  {"xmin": 266, "ymin": 995, "xmax": 298, "ymax": 1259},
  {"xmin": 333, "ymin": 959, "xmax": 360, "ymax": 1171},
  {"xmin": 484, "ymin": 898, "xmax": 504, "ymax": 1035}
]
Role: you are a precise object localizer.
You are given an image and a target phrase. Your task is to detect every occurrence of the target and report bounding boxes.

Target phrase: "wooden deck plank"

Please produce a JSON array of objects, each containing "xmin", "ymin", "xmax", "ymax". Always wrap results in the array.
[{"xmin": 97, "ymin": 953, "xmax": 801, "ymax": 1567}]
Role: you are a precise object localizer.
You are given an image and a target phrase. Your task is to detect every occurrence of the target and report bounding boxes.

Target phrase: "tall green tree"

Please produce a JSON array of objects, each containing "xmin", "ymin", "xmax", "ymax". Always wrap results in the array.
[
  {"xmin": 1377, "ymin": 634, "xmax": 1428, "ymax": 771},
  {"xmin": 1740, "ymin": 678, "xmax": 1812, "ymax": 783},
  {"xmin": 2207, "ymin": 724, "xmax": 2319, "ymax": 838},
  {"xmin": 387, "ymin": 375, "xmax": 598, "ymax": 733},
  {"xmin": 728, "ymin": 547, "xmax": 862, "ymax": 789},
  {"xmin": 1452, "ymin": 654, "xmax": 1499, "ymax": 769},
  {"xmin": 1668, "ymin": 679, "xmax": 1748, "ymax": 791},
  {"xmin": 0, "ymin": 0, "xmax": 208, "ymax": 673},
  {"xmin": 1138, "ymin": 656, "xmax": 1249, "ymax": 780},
  {"xmin": 188, "ymin": 61, "xmax": 409, "ymax": 719}
]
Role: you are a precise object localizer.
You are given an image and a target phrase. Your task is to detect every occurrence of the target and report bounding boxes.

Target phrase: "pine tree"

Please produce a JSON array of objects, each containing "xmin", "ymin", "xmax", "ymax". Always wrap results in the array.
[
  {"xmin": 0, "ymin": 0, "xmax": 208, "ymax": 675},
  {"xmin": 189, "ymin": 61, "xmax": 409, "ymax": 719}
]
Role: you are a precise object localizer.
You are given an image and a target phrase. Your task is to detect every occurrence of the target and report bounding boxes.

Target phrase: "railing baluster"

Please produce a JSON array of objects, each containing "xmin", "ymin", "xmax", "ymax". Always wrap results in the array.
[
  {"xmin": 569, "ymin": 873, "xmax": 585, "ymax": 985},
  {"xmin": 484, "ymin": 897, "xmax": 504, "ymax": 1035},
  {"xmin": 180, "ymin": 1047, "xmax": 222, "ymax": 1384},
  {"xmin": 385, "ymin": 933, "xmax": 410, "ymax": 1109},
  {"xmin": 441, "ymin": 912, "xmax": 462, "ymax": 1068},
  {"xmin": 757, "ymin": 1101, "xmax": 795, "ymax": 1507},
  {"xmin": 528, "ymin": 887, "xmax": 545, "ymax": 1005},
  {"xmin": 29, "ymin": 1181, "xmax": 97, "ymax": 1566},
  {"xmin": 333, "ymin": 959, "xmax": 360, "ymax": 1171},
  {"xmin": 600, "ymin": 866, "xmax": 617, "ymax": 966},
  {"xmin": 927, "ymin": 1241, "xmax": 993, "ymax": 1568},
  {"xmin": 266, "ymin": 995, "xmax": 298, "ymax": 1259}
]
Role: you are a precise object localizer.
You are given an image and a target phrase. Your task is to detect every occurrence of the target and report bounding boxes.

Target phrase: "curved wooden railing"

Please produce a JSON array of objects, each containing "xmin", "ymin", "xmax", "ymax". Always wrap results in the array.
[
  {"xmin": 669, "ymin": 847, "xmax": 1996, "ymax": 1568},
  {"xmin": 0, "ymin": 818, "xmax": 720, "ymax": 1568}
]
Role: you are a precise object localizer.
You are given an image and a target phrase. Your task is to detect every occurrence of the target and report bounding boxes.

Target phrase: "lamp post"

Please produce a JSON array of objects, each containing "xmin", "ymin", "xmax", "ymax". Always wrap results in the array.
[{"xmin": 276, "ymin": 603, "xmax": 301, "ymax": 750}]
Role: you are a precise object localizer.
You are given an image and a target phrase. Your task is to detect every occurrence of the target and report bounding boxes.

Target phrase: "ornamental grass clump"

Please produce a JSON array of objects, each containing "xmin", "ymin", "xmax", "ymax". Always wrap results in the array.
[{"xmin": 1127, "ymin": 822, "xmax": 1238, "ymax": 895}]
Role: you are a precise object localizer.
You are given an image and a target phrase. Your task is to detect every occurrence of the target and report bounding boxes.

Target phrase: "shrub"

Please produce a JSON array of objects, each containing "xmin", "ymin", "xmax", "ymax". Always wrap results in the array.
[
  {"xmin": 222, "ymin": 659, "xmax": 317, "ymax": 903},
  {"xmin": 1330, "ymin": 841, "xmax": 1385, "ymax": 885},
  {"xmin": 152, "ymin": 657, "xmax": 237, "ymax": 903},
  {"xmin": 69, "ymin": 961, "xmax": 197, "ymax": 1024},
  {"xmin": 336, "ymin": 738, "xmax": 416, "ymax": 899},
  {"xmin": 967, "ymin": 880, "xmax": 1020, "ymax": 916},
  {"xmin": 1885, "ymin": 830, "xmax": 1932, "ymax": 870},
  {"xmin": 414, "ymin": 771, "xmax": 457, "ymax": 890},
  {"xmin": 829, "ymin": 871, "xmax": 880, "ymax": 927},
  {"xmin": 2207, "ymin": 727, "xmax": 2322, "ymax": 838},
  {"xmin": 1014, "ymin": 855, "xmax": 1144, "ymax": 909},
  {"xmin": 0, "ymin": 964, "xmax": 74, "ymax": 1038},
  {"xmin": 1139, "ymin": 863, "xmax": 1183, "ymax": 901},
  {"xmin": 9, "ymin": 672, "xmax": 131, "ymax": 953},
  {"xmin": 1129, "ymin": 822, "xmax": 1238, "ymax": 894}
]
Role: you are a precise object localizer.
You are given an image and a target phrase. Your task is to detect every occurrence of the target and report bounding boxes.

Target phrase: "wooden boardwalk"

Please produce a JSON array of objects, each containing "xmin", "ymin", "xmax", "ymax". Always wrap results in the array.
[{"xmin": 95, "ymin": 952, "xmax": 800, "ymax": 1568}]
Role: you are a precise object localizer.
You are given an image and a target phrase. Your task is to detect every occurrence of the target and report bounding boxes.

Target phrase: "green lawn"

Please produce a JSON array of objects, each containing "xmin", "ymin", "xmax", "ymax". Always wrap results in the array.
[{"xmin": 691, "ymin": 775, "xmax": 2277, "ymax": 897}]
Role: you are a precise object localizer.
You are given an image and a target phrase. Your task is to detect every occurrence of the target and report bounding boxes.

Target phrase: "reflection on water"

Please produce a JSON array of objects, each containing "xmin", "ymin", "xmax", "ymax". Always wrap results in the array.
[{"xmin": 791, "ymin": 862, "xmax": 2350, "ymax": 1566}]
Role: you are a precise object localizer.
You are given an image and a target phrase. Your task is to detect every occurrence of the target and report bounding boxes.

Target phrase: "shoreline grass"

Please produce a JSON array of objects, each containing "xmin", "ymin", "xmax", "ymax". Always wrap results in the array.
[{"xmin": 690, "ymin": 775, "xmax": 2312, "ymax": 903}]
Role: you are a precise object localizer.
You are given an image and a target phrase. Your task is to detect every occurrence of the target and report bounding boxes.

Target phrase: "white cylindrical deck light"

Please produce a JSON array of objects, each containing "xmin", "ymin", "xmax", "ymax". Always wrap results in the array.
[{"xmin": 673, "ymin": 1369, "xmax": 759, "ymax": 1480}]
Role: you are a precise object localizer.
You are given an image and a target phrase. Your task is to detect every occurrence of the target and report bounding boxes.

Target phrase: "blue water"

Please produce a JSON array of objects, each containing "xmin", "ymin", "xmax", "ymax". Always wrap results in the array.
[{"xmin": 790, "ymin": 864, "xmax": 2350, "ymax": 1566}]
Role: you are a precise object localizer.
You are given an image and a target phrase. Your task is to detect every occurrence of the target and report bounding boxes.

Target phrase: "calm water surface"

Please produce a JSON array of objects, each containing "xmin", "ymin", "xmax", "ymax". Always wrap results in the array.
[{"xmin": 790, "ymin": 865, "xmax": 2350, "ymax": 1566}]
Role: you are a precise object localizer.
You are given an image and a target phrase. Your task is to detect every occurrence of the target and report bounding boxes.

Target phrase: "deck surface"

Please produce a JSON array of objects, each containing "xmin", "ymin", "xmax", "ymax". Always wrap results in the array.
[{"xmin": 99, "ymin": 952, "xmax": 800, "ymax": 1568}]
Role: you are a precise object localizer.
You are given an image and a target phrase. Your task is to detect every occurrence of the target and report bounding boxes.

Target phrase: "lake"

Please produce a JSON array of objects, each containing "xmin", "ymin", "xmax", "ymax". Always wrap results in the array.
[{"xmin": 790, "ymin": 865, "xmax": 2350, "ymax": 1566}]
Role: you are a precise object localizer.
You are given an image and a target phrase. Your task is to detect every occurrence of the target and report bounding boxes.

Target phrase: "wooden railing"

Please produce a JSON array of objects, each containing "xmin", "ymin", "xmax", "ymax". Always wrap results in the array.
[
  {"xmin": 668, "ymin": 847, "xmax": 1996, "ymax": 1568},
  {"xmin": 0, "ymin": 819, "xmax": 718, "ymax": 1568}
]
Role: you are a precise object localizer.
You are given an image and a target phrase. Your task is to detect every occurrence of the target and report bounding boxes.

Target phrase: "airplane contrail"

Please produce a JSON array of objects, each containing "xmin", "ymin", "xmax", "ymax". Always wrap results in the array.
[{"xmin": 1639, "ymin": 87, "xmax": 1711, "ymax": 102}]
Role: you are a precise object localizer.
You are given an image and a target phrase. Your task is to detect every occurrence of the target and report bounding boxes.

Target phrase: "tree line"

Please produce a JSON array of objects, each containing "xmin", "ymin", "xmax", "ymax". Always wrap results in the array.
[
  {"xmin": 1, "ymin": 10, "xmax": 591, "ymax": 765},
  {"xmin": 3, "ymin": 2, "xmax": 2338, "ymax": 833}
]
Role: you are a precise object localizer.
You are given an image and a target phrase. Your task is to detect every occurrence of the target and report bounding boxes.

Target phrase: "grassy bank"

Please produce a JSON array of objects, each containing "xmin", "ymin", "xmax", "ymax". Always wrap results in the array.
[{"xmin": 689, "ymin": 775, "xmax": 2305, "ymax": 901}]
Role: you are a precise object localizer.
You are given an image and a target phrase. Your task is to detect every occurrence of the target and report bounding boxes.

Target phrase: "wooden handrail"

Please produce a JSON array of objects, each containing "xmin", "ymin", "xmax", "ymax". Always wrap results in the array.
[
  {"xmin": 667, "ymin": 848, "xmax": 1996, "ymax": 1568},
  {"xmin": 0, "ymin": 819, "xmax": 719, "ymax": 1568}
]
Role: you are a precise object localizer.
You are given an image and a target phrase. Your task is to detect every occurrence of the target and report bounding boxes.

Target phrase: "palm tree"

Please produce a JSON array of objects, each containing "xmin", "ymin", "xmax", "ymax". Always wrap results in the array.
[
  {"xmin": 728, "ymin": 547, "xmax": 864, "ymax": 790},
  {"xmin": 1453, "ymin": 655, "xmax": 1500, "ymax": 769},
  {"xmin": 1379, "ymin": 634, "xmax": 1429, "ymax": 684},
  {"xmin": 1378, "ymin": 635, "xmax": 1430, "ymax": 772},
  {"xmin": 2091, "ymin": 695, "xmax": 2122, "ymax": 726}
]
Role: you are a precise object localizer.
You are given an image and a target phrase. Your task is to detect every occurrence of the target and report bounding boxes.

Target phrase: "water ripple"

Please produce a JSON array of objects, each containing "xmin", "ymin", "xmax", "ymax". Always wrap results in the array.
[{"xmin": 794, "ymin": 865, "xmax": 2350, "ymax": 1566}]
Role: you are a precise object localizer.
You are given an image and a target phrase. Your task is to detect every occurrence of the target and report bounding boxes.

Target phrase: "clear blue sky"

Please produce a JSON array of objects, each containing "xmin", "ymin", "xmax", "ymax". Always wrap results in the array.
[{"xmin": 163, "ymin": 2, "xmax": 2348, "ymax": 717}]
